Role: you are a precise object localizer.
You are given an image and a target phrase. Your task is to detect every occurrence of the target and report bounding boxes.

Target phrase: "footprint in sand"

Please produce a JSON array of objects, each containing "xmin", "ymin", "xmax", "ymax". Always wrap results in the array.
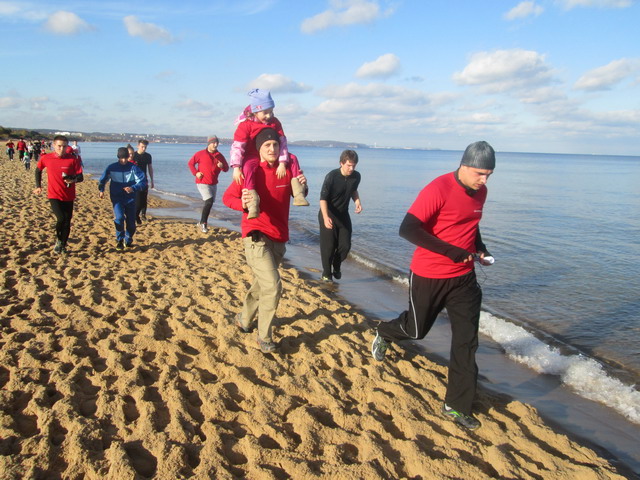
[{"xmin": 122, "ymin": 395, "xmax": 140, "ymax": 424}]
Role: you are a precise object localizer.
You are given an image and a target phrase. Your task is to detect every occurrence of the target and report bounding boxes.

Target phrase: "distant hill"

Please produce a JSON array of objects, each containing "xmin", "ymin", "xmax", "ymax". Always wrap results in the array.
[
  {"xmin": 290, "ymin": 140, "xmax": 369, "ymax": 149},
  {"xmin": 1, "ymin": 126, "xmax": 372, "ymax": 149}
]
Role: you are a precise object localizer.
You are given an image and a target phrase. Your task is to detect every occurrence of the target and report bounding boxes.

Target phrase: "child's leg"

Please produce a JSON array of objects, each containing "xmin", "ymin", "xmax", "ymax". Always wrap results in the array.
[
  {"xmin": 288, "ymin": 155, "xmax": 301, "ymax": 177},
  {"xmin": 289, "ymin": 155, "xmax": 307, "ymax": 206},
  {"xmin": 242, "ymin": 158, "xmax": 259, "ymax": 191},
  {"xmin": 242, "ymin": 158, "xmax": 261, "ymax": 219}
]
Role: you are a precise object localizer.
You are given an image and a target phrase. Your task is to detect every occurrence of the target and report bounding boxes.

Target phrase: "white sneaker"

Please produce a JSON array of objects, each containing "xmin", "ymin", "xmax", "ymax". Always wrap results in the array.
[{"xmin": 199, "ymin": 223, "xmax": 208, "ymax": 233}]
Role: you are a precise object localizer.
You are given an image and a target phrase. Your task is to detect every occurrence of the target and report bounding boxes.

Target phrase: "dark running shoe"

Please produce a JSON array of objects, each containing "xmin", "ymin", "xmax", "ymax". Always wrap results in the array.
[
  {"xmin": 441, "ymin": 404, "xmax": 481, "ymax": 431},
  {"xmin": 116, "ymin": 240, "xmax": 124, "ymax": 251},
  {"xmin": 124, "ymin": 241, "xmax": 133, "ymax": 248},
  {"xmin": 371, "ymin": 329, "xmax": 389, "ymax": 361},
  {"xmin": 136, "ymin": 216, "xmax": 142, "ymax": 225},
  {"xmin": 333, "ymin": 269, "xmax": 342, "ymax": 280},
  {"xmin": 257, "ymin": 336, "xmax": 277, "ymax": 354}
]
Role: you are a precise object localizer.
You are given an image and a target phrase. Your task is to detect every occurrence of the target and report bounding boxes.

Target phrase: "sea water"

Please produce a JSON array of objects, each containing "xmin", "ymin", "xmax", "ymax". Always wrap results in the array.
[{"xmin": 81, "ymin": 142, "xmax": 640, "ymax": 471}]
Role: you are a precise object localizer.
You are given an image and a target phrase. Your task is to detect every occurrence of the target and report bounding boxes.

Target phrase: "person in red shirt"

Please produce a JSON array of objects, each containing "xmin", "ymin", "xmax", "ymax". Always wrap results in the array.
[
  {"xmin": 33, "ymin": 135, "xmax": 84, "ymax": 254},
  {"xmin": 16, "ymin": 137, "xmax": 27, "ymax": 161},
  {"xmin": 223, "ymin": 128, "xmax": 308, "ymax": 354},
  {"xmin": 5, "ymin": 140, "xmax": 15, "ymax": 160},
  {"xmin": 371, "ymin": 141, "xmax": 496, "ymax": 431},
  {"xmin": 188, "ymin": 135, "xmax": 229, "ymax": 233}
]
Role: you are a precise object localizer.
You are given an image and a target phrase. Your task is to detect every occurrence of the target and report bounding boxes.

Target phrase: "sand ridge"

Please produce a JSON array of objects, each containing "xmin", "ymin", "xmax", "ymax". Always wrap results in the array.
[{"xmin": 0, "ymin": 155, "xmax": 628, "ymax": 479}]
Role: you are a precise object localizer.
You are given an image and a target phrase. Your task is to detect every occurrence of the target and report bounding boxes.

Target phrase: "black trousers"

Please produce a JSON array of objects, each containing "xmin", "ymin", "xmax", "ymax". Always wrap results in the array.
[
  {"xmin": 378, "ymin": 270, "xmax": 482, "ymax": 415},
  {"xmin": 318, "ymin": 211, "xmax": 352, "ymax": 278},
  {"xmin": 136, "ymin": 188, "xmax": 149, "ymax": 218},
  {"xmin": 200, "ymin": 197, "xmax": 214, "ymax": 224},
  {"xmin": 49, "ymin": 199, "xmax": 74, "ymax": 245}
]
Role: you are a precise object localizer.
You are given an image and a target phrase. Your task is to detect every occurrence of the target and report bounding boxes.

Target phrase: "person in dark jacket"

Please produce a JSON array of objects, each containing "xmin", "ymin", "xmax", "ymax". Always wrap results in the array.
[{"xmin": 99, "ymin": 147, "xmax": 147, "ymax": 250}]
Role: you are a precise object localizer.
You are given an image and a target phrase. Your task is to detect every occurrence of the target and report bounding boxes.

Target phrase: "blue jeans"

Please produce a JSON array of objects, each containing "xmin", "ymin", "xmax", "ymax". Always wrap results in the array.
[{"xmin": 113, "ymin": 198, "xmax": 137, "ymax": 243}]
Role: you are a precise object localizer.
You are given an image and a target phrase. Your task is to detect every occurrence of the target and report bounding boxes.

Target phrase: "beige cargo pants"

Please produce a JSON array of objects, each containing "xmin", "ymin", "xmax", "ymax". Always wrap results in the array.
[{"xmin": 240, "ymin": 234, "xmax": 286, "ymax": 342}]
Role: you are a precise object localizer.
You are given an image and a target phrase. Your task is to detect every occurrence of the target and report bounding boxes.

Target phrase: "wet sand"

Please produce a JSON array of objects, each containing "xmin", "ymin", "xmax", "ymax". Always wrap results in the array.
[{"xmin": 0, "ymin": 154, "xmax": 630, "ymax": 478}]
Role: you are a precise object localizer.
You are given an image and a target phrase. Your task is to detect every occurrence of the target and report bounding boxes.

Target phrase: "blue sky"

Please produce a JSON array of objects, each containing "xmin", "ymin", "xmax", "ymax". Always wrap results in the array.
[{"xmin": 1, "ymin": 0, "xmax": 638, "ymax": 154}]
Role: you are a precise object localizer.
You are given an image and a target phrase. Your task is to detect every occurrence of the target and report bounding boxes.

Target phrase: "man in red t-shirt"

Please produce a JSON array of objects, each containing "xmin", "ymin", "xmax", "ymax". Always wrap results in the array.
[
  {"xmin": 16, "ymin": 137, "xmax": 27, "ymax": 161},
  {"xmin": 371, "ymin": 141, "xmax": 496, "ymax": 431},
  {"xmin": 33, "ymin": 135, "xmax": 84, "ymax": 254},
  {"xmin": 223, "ymin": 128, "xmax": 307, "ymax": 354},
  {"xmin": 188, "ymin": 135, "xmax": 229, "ymax": 233}
]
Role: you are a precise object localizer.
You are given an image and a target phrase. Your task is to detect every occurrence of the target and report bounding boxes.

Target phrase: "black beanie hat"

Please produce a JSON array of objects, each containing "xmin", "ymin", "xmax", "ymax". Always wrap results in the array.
[
  {"xmin": 117, "ymin": 147, "xmax": 129, "ymax": 159},
  {"xmin": 460, "ymin": 141, "xmax": 496, "ymax": 170},
  {"xmin": 255, "ymin": 128, "xmax": 279, "ymax": 152}
]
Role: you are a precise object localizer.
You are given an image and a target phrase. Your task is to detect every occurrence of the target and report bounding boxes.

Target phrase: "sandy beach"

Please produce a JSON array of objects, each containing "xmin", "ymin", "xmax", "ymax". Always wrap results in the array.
[{"xmin": 0, "ymin": 153, "xmax": 630, "ymax": 479}]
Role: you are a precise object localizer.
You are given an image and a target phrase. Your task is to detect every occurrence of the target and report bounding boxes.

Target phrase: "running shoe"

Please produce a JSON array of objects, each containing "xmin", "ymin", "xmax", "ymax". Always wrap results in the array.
[
  {"xmin": 124, "ymin": 241, "xmax": 133, "ymax": 249},
  {"xmin": 136, "ymin": 216, "xmax": 142, "ymax": 225},
  {"xmin": 441, "ymin": 404, "xmax": 481, "ymax": 431},
  {"xmin": 116, "ymin": 240, "xmax": 124, "ymax": 251},
  {"xmin": 371, "ymin": 329, "xmax": 389, "ymax": 361},
  {"xmin": 53, "ymin": 240, "xmax": 63, "ymax": 254},
  {"xmin": 321, "ymin": 275, "xmax": 332, "ymax": 283},
  {"xmin": 257, "ymin": 336, "xmax": 277, "ymax": 353},
  {"xmin": 333, "ymin": 269, "xmax": 342, "ymax": 280},
  {"xmin": 199, "ymin": 223, "xmax": 208, "ymax": 233},
  {"xmin": 235, "ymin": 313, "xmax": 251, "ymax": 333}
]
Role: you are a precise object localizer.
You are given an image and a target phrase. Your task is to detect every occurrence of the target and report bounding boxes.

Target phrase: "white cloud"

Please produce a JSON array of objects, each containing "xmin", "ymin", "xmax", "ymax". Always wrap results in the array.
[
  {"xmin": 316, "ymin": 82, "xmax": 437, "ymax": 117},
  {"xmin": 156, "ymin": 70, "xmax": 177, "ymax": 81},
  {"xmin": 123, "ymin": 15, "xmax": 176, "ymax": 44},
  {"xmin": 356, "ymin": 53, "xmax": 401, "ymax": 78},
  {"xmin": 574, "ymin": 58, "xmax": 640, "ymax": 91},
  {"xmin": 453, "ymin": 49, "xmax": 554, "ymax": 93},
  {"xmin": 0, "ymin": 96, "xmax": 21, "ymax": 108},
  {"xmin": 301, "ymin": 0, "xmax": 393, "ymax": 34},
  {"xmin": 44, "ymin": 11, "xmax": 92, "ymax": 35},
  {"xmin": 557, "ymin": 0, "xmax": 633, "ymax": 8},
  {"xmin": 518, "ymin": 86, "xmax": 566, "ymax": 104},
  {"xmin": 0, "ymin": 1, "xmax": 44, "ymax": 21},
  {"xmin": 175, "ymin": 99, "xmax": 215, "ymax": 118},
  {"xmin": 0, "ymin": 1, "xmax": 20, "ymax": 16},
  {"xmin": 30, "ymin": 96, "xmax": 49, "ymax": 110},
  {"xmin": 235, "ymin": 0, "xmax": 277, "ymax": 15},
  {"xmin": 248, "ymin": 74, "xmax": 312, "ymax": 93},
  {"xmin": 504, "ymin": 1, "xmax": 544, "ymax": 20}
]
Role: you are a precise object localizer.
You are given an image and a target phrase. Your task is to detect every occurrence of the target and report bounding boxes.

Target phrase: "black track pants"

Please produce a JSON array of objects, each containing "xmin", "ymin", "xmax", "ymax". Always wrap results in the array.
[{"xmin": 378, "ymin": 270, "xmax": 482, "ymax": 415}]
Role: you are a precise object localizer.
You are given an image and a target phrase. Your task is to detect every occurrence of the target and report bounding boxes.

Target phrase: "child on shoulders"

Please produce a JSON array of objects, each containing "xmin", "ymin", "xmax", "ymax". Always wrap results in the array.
[{"xmin": 230, "ymin": 89, "xmax": 308, "ymax": 218}]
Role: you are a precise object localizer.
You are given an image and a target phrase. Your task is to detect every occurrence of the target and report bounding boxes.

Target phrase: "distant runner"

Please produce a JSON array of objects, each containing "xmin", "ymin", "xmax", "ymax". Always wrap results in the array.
[{"xmin": 188, "ymin": 135, "xmax": 229, "ymax": 233}]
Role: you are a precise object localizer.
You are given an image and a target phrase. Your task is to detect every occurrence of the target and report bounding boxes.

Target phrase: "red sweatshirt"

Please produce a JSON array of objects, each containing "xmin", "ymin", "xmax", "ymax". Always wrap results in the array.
[
  {"xmin": 223, "ymin": 160, "xmax": 293, "ymax": 243},
  {"xmin": 188, "ymin": 149, "xmax": 229, "ymax": 185}
]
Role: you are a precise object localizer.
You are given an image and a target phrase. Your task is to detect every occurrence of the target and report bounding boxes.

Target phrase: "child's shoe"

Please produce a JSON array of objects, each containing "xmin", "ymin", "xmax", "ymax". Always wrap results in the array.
[{"xmin": 291, "ymin": 177, "xmax": 309, "ymax": 206}]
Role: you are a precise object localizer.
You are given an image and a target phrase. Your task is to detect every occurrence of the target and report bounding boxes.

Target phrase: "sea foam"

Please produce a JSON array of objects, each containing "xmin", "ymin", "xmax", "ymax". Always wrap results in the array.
[{"xmin": 479, "ymin": 311, "xmax": 640, "ymax": 424}]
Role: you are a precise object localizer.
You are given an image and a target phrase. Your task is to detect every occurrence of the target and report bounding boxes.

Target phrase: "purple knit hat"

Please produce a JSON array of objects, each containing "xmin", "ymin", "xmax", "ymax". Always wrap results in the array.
[{"xmin": 248, "ymin": 89, "xmax": 275, "ymax": 113}]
